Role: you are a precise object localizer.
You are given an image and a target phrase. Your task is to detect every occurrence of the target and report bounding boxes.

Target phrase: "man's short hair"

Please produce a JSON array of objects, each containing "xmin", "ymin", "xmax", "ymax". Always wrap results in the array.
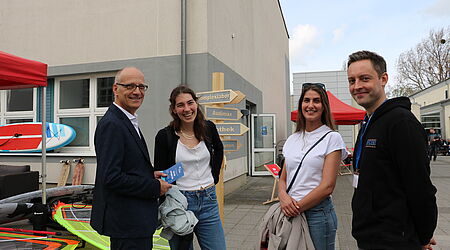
[{"xmin": 347, "ymin": 50, "xmax": 387, "ymax": 78}]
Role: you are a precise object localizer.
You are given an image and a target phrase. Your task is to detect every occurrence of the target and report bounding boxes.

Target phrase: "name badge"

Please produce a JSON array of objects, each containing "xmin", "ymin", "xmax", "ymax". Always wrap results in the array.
[{"xmin": 352, "ymin": 174, "xmax": 359, "ymax": 188}]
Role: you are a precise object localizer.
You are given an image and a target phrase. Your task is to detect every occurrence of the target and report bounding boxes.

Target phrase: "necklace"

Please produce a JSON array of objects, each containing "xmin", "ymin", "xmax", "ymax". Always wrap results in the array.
[{"xmin": 180, "ymin": 130, "xmax": 195, "ymax": 140}]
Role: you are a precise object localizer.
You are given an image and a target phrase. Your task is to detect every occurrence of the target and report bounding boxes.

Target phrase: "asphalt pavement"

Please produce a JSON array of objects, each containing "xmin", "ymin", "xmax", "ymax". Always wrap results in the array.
[
  {"xmin": 223, "ymin": 156, "xmax": 450, "ymax": 250},
  {"xmin": 4, "ymin": 156, "xmax": 450, "ymax": 249}
]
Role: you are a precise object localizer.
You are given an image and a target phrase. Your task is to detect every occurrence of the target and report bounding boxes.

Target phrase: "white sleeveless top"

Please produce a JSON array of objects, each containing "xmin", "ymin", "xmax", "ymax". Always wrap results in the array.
[{"xmin": 175, "ymin": 140, "xmax": 214, "ymax": 191}]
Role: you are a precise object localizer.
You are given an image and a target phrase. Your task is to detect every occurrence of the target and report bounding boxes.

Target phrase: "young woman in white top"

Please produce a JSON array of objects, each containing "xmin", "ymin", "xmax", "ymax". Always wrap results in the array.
[
  {"xmin": 154, "ymin": 85, "xmax": 225, "ymax": 250},
  {"xmin": 279, "ymin": 83, "xmax": 348, "ymax": 250}
]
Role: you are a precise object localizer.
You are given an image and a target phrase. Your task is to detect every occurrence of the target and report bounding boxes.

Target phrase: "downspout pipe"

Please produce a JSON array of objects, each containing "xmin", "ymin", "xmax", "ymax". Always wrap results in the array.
[{"xmin": 181, "ymin": 0, "xmax": 187, "ymax": 85}]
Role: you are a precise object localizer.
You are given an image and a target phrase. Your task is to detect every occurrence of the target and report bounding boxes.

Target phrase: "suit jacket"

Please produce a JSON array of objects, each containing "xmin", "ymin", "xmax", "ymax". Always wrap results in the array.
[{"xmin": 91, "ymin": 104, "xmax": 161, "ymax": 238}]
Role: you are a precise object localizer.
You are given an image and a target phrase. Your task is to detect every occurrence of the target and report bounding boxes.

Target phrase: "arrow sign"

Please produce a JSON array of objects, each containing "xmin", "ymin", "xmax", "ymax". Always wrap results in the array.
[
  {"xmin": 197, "ymin": 89, "xmax": 238, "ymax": 104},
  {"xmin": 205, "ymin": 106, "xmax": 243, "ymax": 121},
  {"xmin": 215, "ymin": 123, "xmax": 249, "ymax": 136},
  {"xmin": 229, "ymin": 90, "xmax": 245, "ymax": 104},
  {"xmin": 222, "ymin": 139, "xmax": 241, "ymax": 152}
]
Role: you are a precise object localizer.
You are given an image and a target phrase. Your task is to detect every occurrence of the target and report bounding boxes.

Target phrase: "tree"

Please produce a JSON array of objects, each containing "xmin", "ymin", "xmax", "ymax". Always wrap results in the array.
[{"xmin": 395, "ymin": 26, "xmax": 450, "ymax": 95}]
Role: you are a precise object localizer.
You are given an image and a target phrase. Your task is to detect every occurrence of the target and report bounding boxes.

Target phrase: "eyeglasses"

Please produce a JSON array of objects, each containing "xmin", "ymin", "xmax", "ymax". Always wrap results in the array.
[
  {"xmin": 116, "ymin": 83, "xmax": 149, "ymax": 92},
  {"xmin": 302, "ymin": 82, "xmax": 326, "ymax": 91}
]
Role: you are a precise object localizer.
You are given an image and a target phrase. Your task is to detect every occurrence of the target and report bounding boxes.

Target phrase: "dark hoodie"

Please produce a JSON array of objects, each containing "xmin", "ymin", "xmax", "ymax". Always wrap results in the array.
[{"xmin": 352, "ymin": 97, "xmax": 437, "ymax": 250}]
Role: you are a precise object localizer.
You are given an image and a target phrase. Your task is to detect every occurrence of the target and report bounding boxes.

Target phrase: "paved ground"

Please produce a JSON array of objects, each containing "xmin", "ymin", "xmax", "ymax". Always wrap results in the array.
[
  {"xmin": 223, "ymin": 155, "xmax": 450, "ymax": 250},
  {"xmin": 4, "ymin": 156, "xmax": 450, "ymax": 249}
]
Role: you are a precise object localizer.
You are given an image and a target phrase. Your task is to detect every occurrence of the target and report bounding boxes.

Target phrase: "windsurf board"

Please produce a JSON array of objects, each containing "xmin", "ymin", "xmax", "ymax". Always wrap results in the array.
[
  {"xmin": 0, "ymin": 230, "xmax": 79, "ymax": 249},
  {"xmin": 0, "ymin": 122, "xmax": 76, "ymax": 152},
  {"xmin": 0, "ymin": 185, "xmax": 94, "ymax": 205},
  {"xmin": 53, "ymin": 202, "xmax": 170, "ymax": 250}
]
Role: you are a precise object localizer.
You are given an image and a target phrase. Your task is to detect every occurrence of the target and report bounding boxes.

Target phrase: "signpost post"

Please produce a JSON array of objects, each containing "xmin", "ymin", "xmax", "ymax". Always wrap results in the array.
[{"xmin": 202, "ymin": 72, "xmax": 247, "ymax": 222}]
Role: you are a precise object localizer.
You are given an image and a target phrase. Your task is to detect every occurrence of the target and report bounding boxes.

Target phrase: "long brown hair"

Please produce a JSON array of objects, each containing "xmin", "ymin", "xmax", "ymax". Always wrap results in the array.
[
  {"xmin": 295, "ymin": 84, "xmax": 335, "ymax": 132},
  {"xmin": 169, "ymin": 85, "xmax": 207, "ymax": 141}
]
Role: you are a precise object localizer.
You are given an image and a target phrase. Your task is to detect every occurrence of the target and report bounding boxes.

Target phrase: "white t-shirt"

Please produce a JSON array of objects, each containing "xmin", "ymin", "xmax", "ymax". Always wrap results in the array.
[{"xmin": 282, "ymin": 125, "xmax": 348, "ymax": 201}]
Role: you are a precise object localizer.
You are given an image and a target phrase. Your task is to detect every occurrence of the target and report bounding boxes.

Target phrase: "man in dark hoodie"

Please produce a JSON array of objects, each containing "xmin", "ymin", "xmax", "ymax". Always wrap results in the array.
[{"xmin": 347, "ymin": 50, "xmax": 438, "ymax": 250}]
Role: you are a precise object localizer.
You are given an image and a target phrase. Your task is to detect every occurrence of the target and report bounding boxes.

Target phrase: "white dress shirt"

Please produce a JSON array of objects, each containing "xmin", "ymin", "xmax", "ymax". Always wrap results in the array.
[{"xmin": 113, "ymin": 102, "xmax": 141, "ymax": 138}]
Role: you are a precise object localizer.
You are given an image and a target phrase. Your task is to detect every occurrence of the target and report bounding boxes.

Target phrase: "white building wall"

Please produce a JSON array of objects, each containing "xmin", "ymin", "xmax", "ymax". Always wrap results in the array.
[
  {"xmin": 410, "ymin": 85, "xmax": 449, "ymax": 107},
  {"xmin": 208, "ymin": 0, "xmax": 290, "ymax": 141},
  {"xmin": 0, "ymin": 0, "xmax": 188, "ymax": 66}
]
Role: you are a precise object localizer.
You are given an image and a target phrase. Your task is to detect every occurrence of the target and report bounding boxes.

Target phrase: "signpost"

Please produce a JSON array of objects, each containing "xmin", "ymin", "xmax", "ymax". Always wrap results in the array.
[
  {"xmin": 202, "ymin": 72, "xmax": 247, "ymax": 223},
  {"xmin": 204, "ymin": 106, "xmax": 243, "ymax": 121},
  {"xmin": 197, "ymin": 89, "xmax": 238, "ymax": 104},
  {"xmin": 222, "ymin": 139, "xmax": 241, "ymax": 152},
  {"xmin": 215, "ymin": 123, "xmax": 249, "ymax": 136}
]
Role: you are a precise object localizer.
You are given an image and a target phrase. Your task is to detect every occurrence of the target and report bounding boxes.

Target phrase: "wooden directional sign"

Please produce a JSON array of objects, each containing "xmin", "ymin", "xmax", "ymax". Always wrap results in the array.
[
  {"xmin": 222, "ymin": 139, "xmax": 241, "ymax": 152},
  {"xmin": 229, "ymin": 90, "xmax": 245, "ymax": 104},
  {"xmin": 215, "ymin": 123, "xmax": 249, "ymax": 136},
  {"xmin": 197, "ymin": 89, "xmax": 238, "ymax": 104},
  {"xmin": 205, "ymin": 106, "xmax": 242, "ymax": 121}
]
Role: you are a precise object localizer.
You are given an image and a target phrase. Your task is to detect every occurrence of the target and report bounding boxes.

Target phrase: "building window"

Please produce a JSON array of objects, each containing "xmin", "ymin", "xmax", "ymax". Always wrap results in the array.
[
  {"xmin": 0, "ymin": 89, "xmax": 36, "ymax": 124},
  {"xmin": 445, "ymin": 90, "xmax": 448, "ymax": 99},
  {"xmin": 421, "ymin": 112, "xmax": 441, "ymax": 131},
  {"xmin": 55, "ymin": 74, "xmax": 115, "ymax": 152},
  {"xmin": 97, "ymin": 77, "xmax": 115, "ymax": 107},
  {"xmin": 60, "ymin": 79, "xmax": 90, "ymax": 109}
]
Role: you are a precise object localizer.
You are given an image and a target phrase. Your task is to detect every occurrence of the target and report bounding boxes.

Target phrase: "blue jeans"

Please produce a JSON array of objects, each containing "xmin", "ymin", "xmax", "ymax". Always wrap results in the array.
[
  {"xmin": 304, "ymin": 197, "xmax": 338, "ymax": 250},
  {"xmin": 169, "ymin": 186, "xmax": 226, "ymax": 250}
]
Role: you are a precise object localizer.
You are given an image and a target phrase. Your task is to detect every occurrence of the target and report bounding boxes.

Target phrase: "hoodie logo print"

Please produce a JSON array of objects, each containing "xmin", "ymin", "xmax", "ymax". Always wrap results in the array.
[{"xmin": 365, "ymin": 139, "xmax": 377, "ymax": 148}]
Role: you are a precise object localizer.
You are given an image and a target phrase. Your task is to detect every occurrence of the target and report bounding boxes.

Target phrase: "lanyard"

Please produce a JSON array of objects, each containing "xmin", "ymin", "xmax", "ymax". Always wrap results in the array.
[
  {"xmin": 354, "ymin": 115, "xmax": 371, "ymax": 172},
  {"xmin": 353, "ymin": 99, "xmax": 387, "ymax": 172}
]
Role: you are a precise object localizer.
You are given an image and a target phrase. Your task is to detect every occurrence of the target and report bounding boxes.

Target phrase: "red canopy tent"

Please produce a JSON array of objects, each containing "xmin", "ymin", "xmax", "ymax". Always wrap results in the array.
[
  {"xmin": 0, "ymin": 51, "xmax": 47, "ymax": 90},
  {"xmin": 0, "ymin": 50, "xmax": 49, "ymax": 203},
  {"xmin": 291, "ymin": 91, "xmax": 365, "ymax": 125}
]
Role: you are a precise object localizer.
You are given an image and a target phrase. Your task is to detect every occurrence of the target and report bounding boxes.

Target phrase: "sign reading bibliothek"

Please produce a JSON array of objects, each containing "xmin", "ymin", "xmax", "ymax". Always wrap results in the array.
[
  {"xmin": 205, "ymin": 106, "xmax": 243, "ymax": 121},
  {"xmin": 215, "ymin": 123, "xmax": 249, "ymax": 136}
]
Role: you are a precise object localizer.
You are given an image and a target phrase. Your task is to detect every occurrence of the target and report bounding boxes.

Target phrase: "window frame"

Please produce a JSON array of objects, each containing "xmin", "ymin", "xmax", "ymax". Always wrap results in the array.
[
  {"xmin": 54, "ymin": 73, "xmax": 114, "ymax": 153},
  {"xmin": 0, "ymin": 88, "xmax": 37, "ymax": 124}
]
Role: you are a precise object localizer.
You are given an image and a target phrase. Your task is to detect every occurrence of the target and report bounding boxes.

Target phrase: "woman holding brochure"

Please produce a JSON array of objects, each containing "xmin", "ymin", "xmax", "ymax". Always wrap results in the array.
[
  {"xmin": 154, "ymin": 85, "xmax": 225, "ymax": 250},
  {"xmin": 278, "ymin": 83, "xmax": 348, "ymax": 250}
]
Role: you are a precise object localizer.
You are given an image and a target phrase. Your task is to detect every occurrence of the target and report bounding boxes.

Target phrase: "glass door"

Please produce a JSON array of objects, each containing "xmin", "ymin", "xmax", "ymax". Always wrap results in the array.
[{"xmin": 251, "ymin": 114, "xmax": 276, "ymax": 176}]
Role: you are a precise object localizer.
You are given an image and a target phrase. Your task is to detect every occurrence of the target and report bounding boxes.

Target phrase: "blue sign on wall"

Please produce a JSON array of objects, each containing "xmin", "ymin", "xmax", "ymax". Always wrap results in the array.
[{"xmin": 261, "ymin": 126, "xmax": 267, "ymax": 136}]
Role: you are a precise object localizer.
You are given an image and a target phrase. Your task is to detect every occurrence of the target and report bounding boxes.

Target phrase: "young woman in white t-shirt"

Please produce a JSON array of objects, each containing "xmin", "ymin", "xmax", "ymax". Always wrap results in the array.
[{"xmin": 279, "ymin": 83, "xmax": 348, "ymax": 250}]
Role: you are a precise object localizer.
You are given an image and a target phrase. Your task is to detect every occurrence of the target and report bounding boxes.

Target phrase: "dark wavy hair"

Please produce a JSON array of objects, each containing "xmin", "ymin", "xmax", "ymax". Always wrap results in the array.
[
  {"xmin": 295, "ymin": 85, "xmax": 335, "ymax": 132},
  {"xmin": 169, "ymin": 85, "xmax": 207, "ymax": 141}
]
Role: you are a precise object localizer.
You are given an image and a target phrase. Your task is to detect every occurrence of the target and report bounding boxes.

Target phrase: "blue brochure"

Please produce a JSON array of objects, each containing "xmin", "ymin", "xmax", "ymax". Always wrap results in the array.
[{"xmin": 161, "ymin": 162, "xmax": 184, "ymax": 184}]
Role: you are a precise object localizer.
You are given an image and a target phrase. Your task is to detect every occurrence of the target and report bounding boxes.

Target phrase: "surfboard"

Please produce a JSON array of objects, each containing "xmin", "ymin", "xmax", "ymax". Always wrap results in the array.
[
  {"xmin": 0, "ymin": 185, "xmax": 94, "ymax": 205},
  {"xmin": 0, "ymin": 122, "xmax": 76, "ymax": 152}
]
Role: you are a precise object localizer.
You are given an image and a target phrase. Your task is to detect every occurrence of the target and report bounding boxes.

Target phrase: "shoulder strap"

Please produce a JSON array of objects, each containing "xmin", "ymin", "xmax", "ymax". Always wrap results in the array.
[{"xmin": 286, "ymin": 131, "xmax": 334, "ymax": 193}]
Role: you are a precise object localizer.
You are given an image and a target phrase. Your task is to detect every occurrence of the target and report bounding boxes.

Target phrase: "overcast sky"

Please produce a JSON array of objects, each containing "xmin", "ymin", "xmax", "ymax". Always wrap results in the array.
[{"xmin": 279, "ymin": 0, "xmax": 450, "ymax": 93}]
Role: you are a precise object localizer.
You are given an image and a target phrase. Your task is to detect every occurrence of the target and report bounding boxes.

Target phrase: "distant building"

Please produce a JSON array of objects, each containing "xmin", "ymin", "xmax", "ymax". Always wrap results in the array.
[{"xmin": 409, "ymin": 78, "xmax": 450, "ymax": 139}]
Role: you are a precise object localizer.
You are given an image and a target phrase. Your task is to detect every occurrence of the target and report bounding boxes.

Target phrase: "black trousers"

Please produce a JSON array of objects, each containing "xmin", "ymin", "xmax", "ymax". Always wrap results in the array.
[
  {"xmin": 428, "ymin": 145, "xmax": 437, "ymax": 161},
  {"xmin": 110, "ymin": 237, "xmax": 153, "ymax": 250}
]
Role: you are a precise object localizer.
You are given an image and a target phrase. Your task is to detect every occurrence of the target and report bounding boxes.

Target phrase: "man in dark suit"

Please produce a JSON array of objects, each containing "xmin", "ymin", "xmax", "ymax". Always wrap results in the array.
[{"xmin": 91, "ymin": 67, "xmax": 172, "ymax": 249}]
